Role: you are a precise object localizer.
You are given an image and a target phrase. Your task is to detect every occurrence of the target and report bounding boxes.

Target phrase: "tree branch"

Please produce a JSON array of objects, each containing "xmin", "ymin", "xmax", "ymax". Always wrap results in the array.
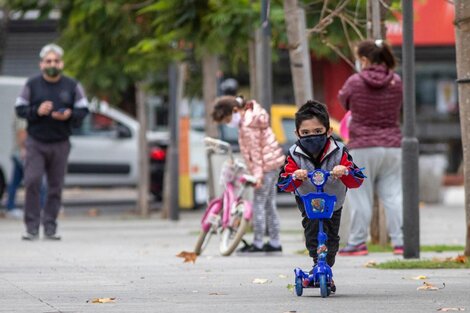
[{"xmin": 307, "ymin": 0, "xmax": 352, "ymax": 35}]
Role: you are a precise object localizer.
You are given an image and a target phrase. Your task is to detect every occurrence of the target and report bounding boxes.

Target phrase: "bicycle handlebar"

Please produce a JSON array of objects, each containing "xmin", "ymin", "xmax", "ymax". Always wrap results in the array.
[{"xmin": 204, "ymin": 137, "xmax": 233, "ymax": 159}]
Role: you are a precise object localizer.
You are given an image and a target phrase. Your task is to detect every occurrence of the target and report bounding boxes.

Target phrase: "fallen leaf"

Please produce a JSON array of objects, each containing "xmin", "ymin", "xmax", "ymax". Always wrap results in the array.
[
  {"xmin": 286, "ymin": 284, "xmax": 294, "ymax": 292},
  {"xmin": 417, "ymin": 282, "xmax": 445, "ymax": 291},
  {"xmin": 88, "ymin": 297, "xmax": 116, "ymax": 303},
  {"xmin": 437, "ymin": 308, "xmax": 465, "ymax": 312},
  {"xmin": 283, "ymin": 311, "xmax": 297, "ymax": 313},
  {"xmin": 412, "ymin": 275, "xmax": 428, "ymax": 280},
  {"xmin": 278, "ymin": 274, "xmax": 288, "ymax": 279},
  {"xmin": 176, "ymin": 251, "xmax": 197, "ymax": 264},
  {"xmin": 209, "ymin": 292, "xmax": 227, "ymax": 295},
  {"xmin": 252, "ymin": 278, "xmax": 269, "ymax": 284},
  {"xmin": 455, "ymin": 255, "xmax": 468, "ymax": 264},
  {"xmin": 364, "ymin": 260, "xmax": 377, "ymax": 268}
]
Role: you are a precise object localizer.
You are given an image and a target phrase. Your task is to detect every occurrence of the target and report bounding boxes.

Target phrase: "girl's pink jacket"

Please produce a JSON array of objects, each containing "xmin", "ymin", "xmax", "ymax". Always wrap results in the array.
[{"xmin": 238, "ymin": 100, "xmax": 285, "ymax": 180}]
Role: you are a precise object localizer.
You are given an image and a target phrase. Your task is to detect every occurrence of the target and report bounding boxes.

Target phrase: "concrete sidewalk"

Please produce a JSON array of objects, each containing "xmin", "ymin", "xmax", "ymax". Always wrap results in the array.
[{"xmin": 0, "ymin": 187, "xmax": 468, "ymax": 312}]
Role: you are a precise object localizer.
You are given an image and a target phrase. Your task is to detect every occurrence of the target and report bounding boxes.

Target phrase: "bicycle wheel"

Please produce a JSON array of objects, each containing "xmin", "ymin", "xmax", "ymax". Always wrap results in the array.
[
  {"xmin": 219, "ymin": 203, "xmax": 249, "ymax": 256},
  {"xmin": 194, "ymin": 230, "xmax": 214, "ymax": 256},
  {"xmin": 319, "ymin": 274, "xmax": 329, "ymax": 298}
]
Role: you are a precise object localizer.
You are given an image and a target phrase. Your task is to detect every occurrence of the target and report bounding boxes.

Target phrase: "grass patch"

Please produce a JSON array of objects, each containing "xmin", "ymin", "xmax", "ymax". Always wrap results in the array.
[
  {"xmin": 373, "ymin": 258, "xmax": 470, "ymax": 269},
  {"xmin": 359, "ymin": 243, "xmax": 464, "ymax": 253},
  {"xmin": 295, "ymin": 244, "xmax": 465, "ymax": 256}
]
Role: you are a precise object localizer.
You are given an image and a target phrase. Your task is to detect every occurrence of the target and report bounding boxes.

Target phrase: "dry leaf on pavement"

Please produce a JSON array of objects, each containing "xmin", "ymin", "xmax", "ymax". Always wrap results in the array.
[
  {"xmin": 88, "ymin": 297, "xmax": 116, "ymax": 303},
  {"xmin": 437, "ymin": 308, "xmax": 465, "ymax": 312},
  {"xmin": 417, "ymin": 282, "xmax": 445, "ymax": 291},
  {"xmin": 278, "ymin": 274, "xmax": 288, "ymax": 279},
  {"xmin": 286, "ymin": 284, "xmax": 294, "ymax": 292},
  {"xmin": 454, "ymin": 255, "xmax": 468, "ymax": 264},
  {"xmin": 176, "ymin": 251, "xmax": 197, "ymax": 263},
  {"xmin": 252, "ymin": 278, "xmax": 270, "ymax": 284},
  {"xmin": 364, "ymin": 260, "xmax": 377, "ymax": 268},
  {"xmin": 412, "ymin": 275, "xmax": 428, "ymax": 280}
]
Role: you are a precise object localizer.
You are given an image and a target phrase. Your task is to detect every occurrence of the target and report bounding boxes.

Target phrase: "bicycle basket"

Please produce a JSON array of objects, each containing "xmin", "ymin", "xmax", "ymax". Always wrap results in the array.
[{"xmin": 301, "ymin": 192, "xmax": 337, "ymax": 219}]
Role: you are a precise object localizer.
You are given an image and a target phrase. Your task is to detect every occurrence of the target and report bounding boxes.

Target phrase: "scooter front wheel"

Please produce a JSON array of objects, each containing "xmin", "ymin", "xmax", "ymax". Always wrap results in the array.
[{"xmin": 295, "ymin": 276, "xmax": 303, "ymax": 296}]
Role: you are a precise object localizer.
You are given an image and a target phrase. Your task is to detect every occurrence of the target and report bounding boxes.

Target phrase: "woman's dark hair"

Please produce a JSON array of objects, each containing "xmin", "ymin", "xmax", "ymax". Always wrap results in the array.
[
  {"xmin": 211, "ymin": 95, "xmax": 244, "ymax": 122},
  {"xmin": 295, "ymin": 100, "xmax": 330, "ymax": 131},
  {"xmin": 356, "ymin": 39, "xmax": 396, "ymax": 69}
]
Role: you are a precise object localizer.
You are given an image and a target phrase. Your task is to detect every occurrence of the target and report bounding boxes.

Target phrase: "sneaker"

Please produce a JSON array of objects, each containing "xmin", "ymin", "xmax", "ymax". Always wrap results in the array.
[
  {"xmin": 44, "ymin": 233, "xmax": 62, "ymax": 241},
  {"xmin": 393, "ymin": 246, "xmax": 404, "ymax": 255},
  {"xmin": 263, "ymin": 242, "xmax": 282, "ymax": 253},
  {"xmin": 6, "ymin": 208, "xmax": 23, "ymax": 219},
  {"xmin": 330, "ymin": 279, "xmax": 336, "ymax": 293},
  {"xmin": 21, "ymin": 233, "xmax": 39, "ymax": 241},
  {"xmin": 236, "ymin": 240, "xmax": 264, "ymax": 253},
  {"xmin": 338, "ymin": 242, "xmax": 368, "ymax": 256}
]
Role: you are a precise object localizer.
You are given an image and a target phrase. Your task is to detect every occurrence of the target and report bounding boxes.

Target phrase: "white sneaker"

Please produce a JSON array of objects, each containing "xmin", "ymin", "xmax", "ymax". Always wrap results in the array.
[{"xmin": 6, "ymin": 208, "xmax": 23, "ymax": 219}]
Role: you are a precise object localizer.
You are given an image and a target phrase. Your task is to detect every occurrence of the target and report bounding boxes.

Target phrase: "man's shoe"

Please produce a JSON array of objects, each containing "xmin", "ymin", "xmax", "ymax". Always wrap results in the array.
[
  {"xmin": 338, "ymin": 242, "xmax": 368, "ymax": 256},
  {"xmin": 393, "ymin": 246, "xmax": 404, "ymax": 255},
  {"xmin": 6, "ymin": 208, "xmax": 23, "ymax": 219},
  {"xmin": 21, "ymin": 233, "xmax": 39, "ymax": 241},
  {"xmin": 263, "ymin": 242, "xmax": 282, "ymax": 253},
  {"xmin": 330, "ymin": 279, "xmax": 336, "ymax": 293},
  {"xmin": 44, "ymin": 234, "xmax": 62, "ymax": 241}
]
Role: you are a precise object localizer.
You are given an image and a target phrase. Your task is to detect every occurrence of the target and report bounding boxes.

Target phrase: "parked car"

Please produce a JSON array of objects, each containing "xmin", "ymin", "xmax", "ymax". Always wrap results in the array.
[{"xmin": 68, "ymin": 100, "xmax": 168, "ymax": 200}]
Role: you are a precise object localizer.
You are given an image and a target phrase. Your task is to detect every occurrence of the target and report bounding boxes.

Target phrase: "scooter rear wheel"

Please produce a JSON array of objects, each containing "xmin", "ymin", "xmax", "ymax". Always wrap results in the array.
[{"xmin": 319, "ymin": 274, "xmax": 329, "ymax": 298}]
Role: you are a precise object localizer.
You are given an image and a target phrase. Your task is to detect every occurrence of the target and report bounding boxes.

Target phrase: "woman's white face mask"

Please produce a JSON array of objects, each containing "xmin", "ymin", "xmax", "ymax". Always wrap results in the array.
[
  {"xmin": 355, "ymin": 59, "xmax": 362, "ymax": 72},
  {"xmin": 227, "ymin": 112, "xmax": 241, "ymax": 128}
]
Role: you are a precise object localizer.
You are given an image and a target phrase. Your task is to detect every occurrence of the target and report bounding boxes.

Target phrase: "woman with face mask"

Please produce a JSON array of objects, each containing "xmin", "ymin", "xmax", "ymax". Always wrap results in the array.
[
  {"xmin": 212, "ymin": 96, "xmax": 285, "ymax": 253},
  {"xmin": 338, "ymin": 39, "xmax": 404, "ymax": 256}
]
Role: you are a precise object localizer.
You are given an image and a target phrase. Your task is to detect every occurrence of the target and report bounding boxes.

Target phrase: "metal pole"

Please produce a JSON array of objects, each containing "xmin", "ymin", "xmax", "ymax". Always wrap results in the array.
[
  {"xmin": 261, "ymin": 0, "xmax": 272, "ymax": 113},
  {"xmin": 136, "ymin": 82, "xmax": 149, "ymax": 217},
  {"xmin": 401, "ymin": 0, "xmax": 419, "ymax": 259},
  {"xmin": 168, "ymin": 63, "xmax": 180, "ymax": 221}
]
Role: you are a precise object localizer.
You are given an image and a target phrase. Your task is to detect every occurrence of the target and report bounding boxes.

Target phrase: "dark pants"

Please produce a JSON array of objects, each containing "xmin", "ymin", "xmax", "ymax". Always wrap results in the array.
[
  {"xmin": 24, "ymin": 137, "xmax": 70, "ymax": 235},
  {"xmin": 296, "ymin": 197, "xmax": 342, "ymax": 267},
  {"xmin": 6, "ymin": 155, "xmax": 47, "ymax": 211}
]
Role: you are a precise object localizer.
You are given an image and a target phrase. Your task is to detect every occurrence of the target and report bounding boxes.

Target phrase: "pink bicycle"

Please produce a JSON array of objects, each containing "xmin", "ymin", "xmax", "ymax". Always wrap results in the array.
[{"xmin": 194, "ymin": 137, "xmax": 257, "ymax": 256}]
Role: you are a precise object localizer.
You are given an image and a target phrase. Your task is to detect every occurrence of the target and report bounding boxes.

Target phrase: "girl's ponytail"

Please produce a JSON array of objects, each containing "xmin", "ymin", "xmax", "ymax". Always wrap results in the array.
[{"xmin": 357, "ymin": 39, "xmax": 397, "ymax": 70}]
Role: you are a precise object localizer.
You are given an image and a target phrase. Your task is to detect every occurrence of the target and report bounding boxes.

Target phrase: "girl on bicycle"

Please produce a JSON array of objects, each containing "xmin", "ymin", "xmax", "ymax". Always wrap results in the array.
[{"xmin": 212, "ymin": 96, "xmax": 285, "ymax": 253}]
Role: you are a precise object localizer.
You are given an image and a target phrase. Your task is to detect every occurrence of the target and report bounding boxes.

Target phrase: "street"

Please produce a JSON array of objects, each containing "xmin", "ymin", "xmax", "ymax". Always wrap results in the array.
[{"xmin": 1, "ymin": 187, "xmax": 469, "ymax": 313}]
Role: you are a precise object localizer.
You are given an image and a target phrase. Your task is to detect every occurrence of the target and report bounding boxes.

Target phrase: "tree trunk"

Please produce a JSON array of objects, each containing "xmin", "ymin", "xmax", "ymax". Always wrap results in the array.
[
  {"xmin": 248, "ymin": 38, "xmax": 258, "ymax": 100},
  {"xmin": 454, "ymin": 0, "xmax": 470, "ymax": 256},
  {"xmin": 283, "ymin": 0, "xmax": 313, "ymax": 107},
  {"xmin": 202, "ymin": 54, "xmax": 219, "ymax": 138}
]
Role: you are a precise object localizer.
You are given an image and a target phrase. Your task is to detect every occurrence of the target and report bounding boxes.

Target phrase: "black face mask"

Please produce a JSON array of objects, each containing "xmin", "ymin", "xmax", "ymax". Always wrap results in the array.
[
  {"xmin": 43, "ymin": 67, "xmax": 62, "ymax": 78},
  {"xmin": 299, "ymin": 133, "xmax": 328, "ymax": 157}
]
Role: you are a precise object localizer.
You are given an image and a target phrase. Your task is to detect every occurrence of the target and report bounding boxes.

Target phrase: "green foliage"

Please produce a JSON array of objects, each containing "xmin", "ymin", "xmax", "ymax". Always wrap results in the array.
[{"xmin": 5, "ymin": 0, "xmax": 403, "ymax": 105}]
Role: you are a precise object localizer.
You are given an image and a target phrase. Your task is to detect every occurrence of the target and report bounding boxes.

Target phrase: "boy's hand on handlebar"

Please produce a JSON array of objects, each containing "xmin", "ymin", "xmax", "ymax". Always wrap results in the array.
[
  {"xmin": 293, "ymin": 169, "xmax": 308, "ymax": 181},
  {"xmin": 331, "ymin": 165, "xmax": 348, "ymax": 178}
]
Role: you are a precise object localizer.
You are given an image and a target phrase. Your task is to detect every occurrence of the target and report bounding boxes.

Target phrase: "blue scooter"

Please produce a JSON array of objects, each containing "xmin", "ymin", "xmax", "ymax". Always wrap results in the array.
[{"xmin": 279, "ymin": 168, "xmax": 343, "ymax": 298}]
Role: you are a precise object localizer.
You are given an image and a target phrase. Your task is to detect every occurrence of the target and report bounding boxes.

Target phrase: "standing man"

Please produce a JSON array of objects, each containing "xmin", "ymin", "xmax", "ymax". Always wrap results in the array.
[{"xmin": 15, "ymin": 43, "xmax": 89, "ymax": 240}]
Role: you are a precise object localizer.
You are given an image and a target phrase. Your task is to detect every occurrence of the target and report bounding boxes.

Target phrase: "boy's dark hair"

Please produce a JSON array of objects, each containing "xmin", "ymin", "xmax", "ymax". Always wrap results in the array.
[
  {"xmin": 295, "ymin": 100, "xmax": 330, "ymax": 131},
  {"xmin": 356, "ymin": 39, "xmax": 396, "ymax": 69},
  {"xmin": 211, "ymin": 96, "xmax": 243, "ymax": 122}
]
